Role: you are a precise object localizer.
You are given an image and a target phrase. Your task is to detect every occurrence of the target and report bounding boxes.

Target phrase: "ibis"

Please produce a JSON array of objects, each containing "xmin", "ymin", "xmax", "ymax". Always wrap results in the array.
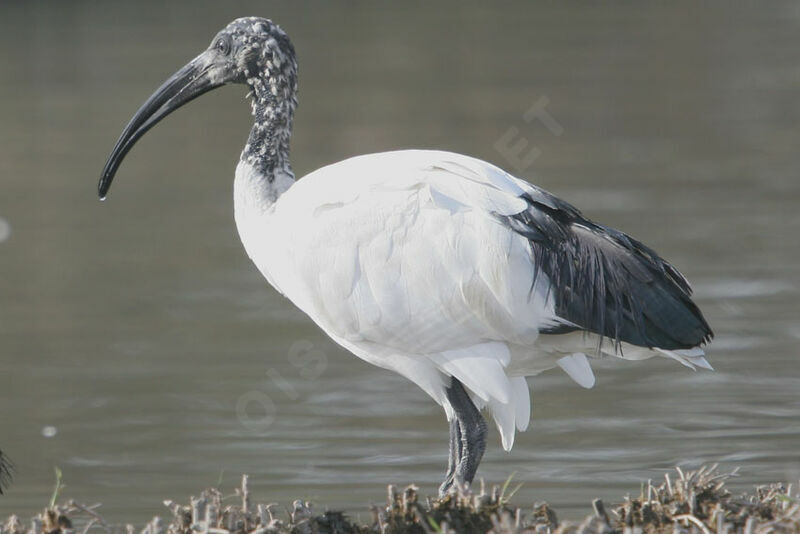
[{"xmin": 99, "ymin": 18, "xmax": 713, "ymax": 495}]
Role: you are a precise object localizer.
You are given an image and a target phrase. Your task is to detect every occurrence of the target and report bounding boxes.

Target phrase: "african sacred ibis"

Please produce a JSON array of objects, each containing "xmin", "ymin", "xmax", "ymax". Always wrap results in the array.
[{"xmin": 99, "ymin": 18, "xmax": 713, "ymax": 494}]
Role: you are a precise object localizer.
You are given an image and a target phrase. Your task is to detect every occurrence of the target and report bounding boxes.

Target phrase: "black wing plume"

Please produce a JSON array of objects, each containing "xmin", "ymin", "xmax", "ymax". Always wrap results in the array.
[{"xmin": 500, "ymin": 188, "xmax": 713, "ymax": 350}]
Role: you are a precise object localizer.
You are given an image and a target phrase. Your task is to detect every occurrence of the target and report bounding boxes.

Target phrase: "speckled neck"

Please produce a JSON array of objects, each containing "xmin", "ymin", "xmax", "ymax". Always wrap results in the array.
[
  {"xmin": 239, "ymin": 32, "xmax": 298, "ymax": 188},
  {"xmin": 242, "ymin": 85, "xmax": 295, "ymax": 182}
]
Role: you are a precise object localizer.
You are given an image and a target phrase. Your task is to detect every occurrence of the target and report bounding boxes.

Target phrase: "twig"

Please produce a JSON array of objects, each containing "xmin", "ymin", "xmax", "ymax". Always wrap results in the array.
[{"xmin": 674, "ymin": 514, "xmax": 711, "ymax": 534}]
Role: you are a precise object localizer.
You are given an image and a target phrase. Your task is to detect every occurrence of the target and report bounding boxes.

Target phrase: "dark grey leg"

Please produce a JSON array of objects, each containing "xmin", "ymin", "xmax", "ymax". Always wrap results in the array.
[
  {"xmin": 438, "ymin": 417, "xmax": 460, "ymax": 495},
  {"xmin": 438, "ymin": 378, "xmax": 487, "ymax": 495}
]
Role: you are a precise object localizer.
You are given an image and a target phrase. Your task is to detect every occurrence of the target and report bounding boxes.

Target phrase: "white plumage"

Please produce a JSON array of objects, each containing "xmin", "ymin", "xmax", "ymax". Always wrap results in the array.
[{"xmin": 234, "ymin": 149, "xmax": 708, "ymax": 451}]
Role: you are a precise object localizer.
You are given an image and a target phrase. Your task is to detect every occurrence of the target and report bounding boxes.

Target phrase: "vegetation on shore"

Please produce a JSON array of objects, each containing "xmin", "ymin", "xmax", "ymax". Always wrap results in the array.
[{"xmin": 2, "ymin": 466, "xmax": 798, "ymax": 533}]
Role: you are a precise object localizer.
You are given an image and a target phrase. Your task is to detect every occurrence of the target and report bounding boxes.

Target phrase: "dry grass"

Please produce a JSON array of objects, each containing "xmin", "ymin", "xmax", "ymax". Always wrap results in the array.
[{"xmin": 2, "ymin": 466, "xmax": 798, "ymax": 534}]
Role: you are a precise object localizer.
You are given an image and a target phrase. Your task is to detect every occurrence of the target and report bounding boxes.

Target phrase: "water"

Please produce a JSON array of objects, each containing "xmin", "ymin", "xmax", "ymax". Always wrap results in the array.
[{"xmin": 1, "ymin": 1, "xmax": 799, "ymax": 524}]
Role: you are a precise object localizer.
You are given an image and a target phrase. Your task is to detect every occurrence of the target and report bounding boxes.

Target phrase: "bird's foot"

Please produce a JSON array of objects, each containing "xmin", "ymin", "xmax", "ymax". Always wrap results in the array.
[{"xmin": 438, "ymin": 475, "xmax": 455, "ymax": 496}]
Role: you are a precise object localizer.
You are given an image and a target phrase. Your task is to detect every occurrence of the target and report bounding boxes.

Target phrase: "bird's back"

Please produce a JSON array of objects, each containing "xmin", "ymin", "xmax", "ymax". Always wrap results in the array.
[{"xmin": 272, "ymin": 149, "xmax": 711, "ymax": 353}]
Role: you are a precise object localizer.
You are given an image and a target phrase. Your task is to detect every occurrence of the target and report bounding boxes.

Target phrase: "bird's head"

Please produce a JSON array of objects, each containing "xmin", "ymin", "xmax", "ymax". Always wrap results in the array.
[
  {"xmin": 205, "ymin": 17, "xmax": 298, "ymax": 105},
  {"xmin": 99, "ymin": 17, "xmax": 298, "ymax": 199}
]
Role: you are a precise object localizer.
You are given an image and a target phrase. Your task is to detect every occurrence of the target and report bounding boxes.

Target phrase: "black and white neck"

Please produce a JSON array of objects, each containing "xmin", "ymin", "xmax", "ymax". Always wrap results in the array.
[
  {"xmin": 97, "ymin": 17, "xmax": 302, "ymax": 208},
  {"xmin": 236, "ymin": 21, "xmax": 299, "ymax": 205}
]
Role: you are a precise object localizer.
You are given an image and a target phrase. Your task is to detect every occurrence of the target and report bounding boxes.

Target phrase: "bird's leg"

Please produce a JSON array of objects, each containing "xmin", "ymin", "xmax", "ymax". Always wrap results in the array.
[
  {"xmin": 440, "ymin": 414, "xmax": 469, "ymax": 494},
  {"xmin": 438, "ymin": 378, "xmax": 487, "ymax": 496},
  {"xmin": 454, "ymin": 404, "xmax": 487, "ymax": 490},
  {"xmin": 438, "ymin": 416, "xmax": 461, "ymax": 495}
]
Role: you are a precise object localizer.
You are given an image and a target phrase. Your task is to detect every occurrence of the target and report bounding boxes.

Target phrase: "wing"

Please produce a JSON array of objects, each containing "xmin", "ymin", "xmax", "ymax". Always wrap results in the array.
[
  {"xmin": 498, "ymin": 183, "xmax": 714, "ymax": 350},
  {"xmin": 266, "ymin": 149, "xmax": 712, "ymax": 450},
  {"xmin": 274, "ymin": 150, "xmax": 561, "ymax": 355},
  {"xmin": 279, "ymin": 149, "xmax": 712, "ymax": 353}
]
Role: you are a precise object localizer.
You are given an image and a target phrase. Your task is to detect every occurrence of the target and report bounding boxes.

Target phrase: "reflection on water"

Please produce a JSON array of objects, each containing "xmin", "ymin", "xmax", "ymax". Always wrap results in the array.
[{"xmin": 1, "ymin": 1, "xmax": 799, "ymax": 523}]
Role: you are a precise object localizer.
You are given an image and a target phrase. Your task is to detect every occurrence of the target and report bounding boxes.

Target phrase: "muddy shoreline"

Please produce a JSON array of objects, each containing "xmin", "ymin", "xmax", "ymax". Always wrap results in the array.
[{"xmin": 2, "ymin": 466, "xmax": 798, "ymax": 534}]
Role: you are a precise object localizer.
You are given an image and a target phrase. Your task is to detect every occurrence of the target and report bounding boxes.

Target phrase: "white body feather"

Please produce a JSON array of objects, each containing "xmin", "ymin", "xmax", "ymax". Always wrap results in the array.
[{"xmin": 234, "ymin": 149, "xmax": 708, "ymax": 450}]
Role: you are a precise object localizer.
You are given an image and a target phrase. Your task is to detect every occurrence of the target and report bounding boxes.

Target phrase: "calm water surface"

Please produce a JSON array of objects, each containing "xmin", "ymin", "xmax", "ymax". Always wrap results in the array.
[{"xmin": 1, "ymin": 1, "xmax": 799, "ymax": 523}]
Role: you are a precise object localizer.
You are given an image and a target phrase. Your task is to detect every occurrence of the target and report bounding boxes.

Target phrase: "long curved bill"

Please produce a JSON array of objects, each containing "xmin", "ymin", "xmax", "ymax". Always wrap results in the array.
[{"xmin": 98, "ymin": 52, "xmax": 223, "ymax": 199}]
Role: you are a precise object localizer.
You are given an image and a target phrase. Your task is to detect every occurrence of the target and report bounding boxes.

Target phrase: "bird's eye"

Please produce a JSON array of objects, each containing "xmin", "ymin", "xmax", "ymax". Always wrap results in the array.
[{"xmin": 214, "ymin": 37, "xmax": 231, "ymax": 55}]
